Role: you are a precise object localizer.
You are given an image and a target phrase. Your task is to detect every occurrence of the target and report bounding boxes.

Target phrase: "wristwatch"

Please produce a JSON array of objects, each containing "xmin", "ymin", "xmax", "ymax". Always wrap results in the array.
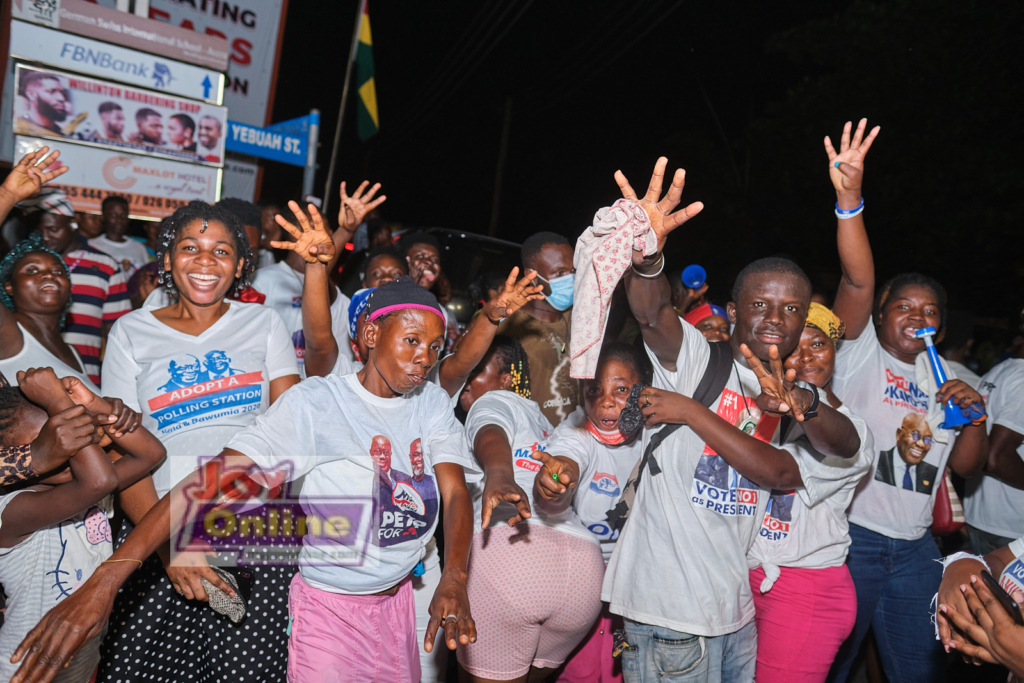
[{"xmin": 794, "ymin": 380, "xmax": 820, "ymax": 420}]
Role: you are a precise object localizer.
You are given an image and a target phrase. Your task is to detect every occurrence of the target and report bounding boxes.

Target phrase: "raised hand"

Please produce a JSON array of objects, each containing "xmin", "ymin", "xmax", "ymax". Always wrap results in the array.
[
  {"xmin": 824, "ymin": 119, "xmax": 880, "ymax": 202},
  {"xmin": 271, "ymin": 200, "xmax": 336, "ymax": 264},
  {"xmin": 532, "ymin": 450, "xmax": 577, "ymax": 501},
  {"xmin": 479, "ymin": 472, "xmax": 532, "ymax": 527},
  {"xmin": 614, "ymin": 157, "xmax": 704, "ymax": 264},
  {"xmin": 740, "ymin": 344, "xmax": 813, "ymax": 421},
  {"xmin": 0, "ymin": 147, "xmax": 68, "ymax": 206},
  {"xmin": 425, "ymin": 570, "xmax": 476, "ymax": 653},
  {"xmin": 481, "ymin": 267, "xmax": 545, "ymax": 323},
  {"xmin": 338, "ymin": 180, "xmax": 387, "ymax": 233}
]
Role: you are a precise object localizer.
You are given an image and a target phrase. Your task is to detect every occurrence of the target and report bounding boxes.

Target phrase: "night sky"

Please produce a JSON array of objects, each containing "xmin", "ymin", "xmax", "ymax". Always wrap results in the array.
[{"xmin": 264, "ymin": 0, "xmax": 1023, "ymax": 344}]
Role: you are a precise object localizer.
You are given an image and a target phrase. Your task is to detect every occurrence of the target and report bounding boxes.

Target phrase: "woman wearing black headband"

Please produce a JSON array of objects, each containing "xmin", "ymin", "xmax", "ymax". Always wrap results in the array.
[{"xmin": 11, "ymin": 278, "xmax": 480, "ymax": 683}]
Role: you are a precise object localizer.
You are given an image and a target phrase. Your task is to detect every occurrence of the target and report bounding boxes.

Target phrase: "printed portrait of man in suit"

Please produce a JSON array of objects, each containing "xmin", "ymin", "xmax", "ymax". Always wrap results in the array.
[{"xmin": 874, "ymin": 412, "xmax": 939, "ymax": 494}]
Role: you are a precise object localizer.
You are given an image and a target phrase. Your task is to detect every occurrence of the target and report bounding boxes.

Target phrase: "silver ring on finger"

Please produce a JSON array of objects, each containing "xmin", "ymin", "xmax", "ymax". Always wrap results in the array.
[{"xmin": 444, "ymin": 614, "xmax": 458, "ymax": 622}]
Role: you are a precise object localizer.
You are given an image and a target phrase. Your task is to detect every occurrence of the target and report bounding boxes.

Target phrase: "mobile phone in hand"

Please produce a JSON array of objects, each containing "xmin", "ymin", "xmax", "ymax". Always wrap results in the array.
[{"xmin": 981, "ymin": 570, "xmax": 1024, "ymax": 626}]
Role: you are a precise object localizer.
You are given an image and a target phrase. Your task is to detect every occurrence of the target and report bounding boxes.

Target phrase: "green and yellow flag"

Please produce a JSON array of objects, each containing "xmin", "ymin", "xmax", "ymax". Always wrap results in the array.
[{"xmin": 356, "ymin": 1, "xmax": 379, "ymax": 141}]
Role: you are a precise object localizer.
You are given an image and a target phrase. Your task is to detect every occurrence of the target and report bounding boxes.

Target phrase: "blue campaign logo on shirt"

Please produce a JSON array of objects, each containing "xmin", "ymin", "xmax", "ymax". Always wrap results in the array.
[
  {"xmin": 1001, "ymin": 558, "xmax": 1024, "ymax": 598},
  {"xmin": 147, "ymin": 350, "xmax": 264, "ymax": 433},
  {"xmin": 371, "ymin": 436, "xmax": 439, "ymax": 548},
  {"xmin": 589, "ymin": 471, "xmax": 621, "ymax": 497},
  {"xmin": 514, "ymin": 442, "xmax": 546, "ymax": 473},
  {"xmin": 759, "ymin": 489, "xmax": 795, "ymax": 541}
]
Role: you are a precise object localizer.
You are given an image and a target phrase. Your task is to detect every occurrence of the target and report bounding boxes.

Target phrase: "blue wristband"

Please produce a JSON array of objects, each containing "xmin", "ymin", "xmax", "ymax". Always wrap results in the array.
[{"xmin": 835, "ymin": 198, "xmax": 865, "ymax": 219}]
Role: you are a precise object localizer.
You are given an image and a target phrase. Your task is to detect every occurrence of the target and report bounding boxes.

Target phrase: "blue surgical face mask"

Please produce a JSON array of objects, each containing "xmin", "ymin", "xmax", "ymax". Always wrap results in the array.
[{"xmin": 537, "ymin": 273, "xmax": 575, "ymax": 311}]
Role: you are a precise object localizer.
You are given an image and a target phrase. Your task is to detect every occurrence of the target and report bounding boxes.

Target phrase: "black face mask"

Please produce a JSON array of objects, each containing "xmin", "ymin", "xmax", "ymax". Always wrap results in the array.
[{"xmin": 617, "ymin": 383, "xmax": 647, "ymax": 437}]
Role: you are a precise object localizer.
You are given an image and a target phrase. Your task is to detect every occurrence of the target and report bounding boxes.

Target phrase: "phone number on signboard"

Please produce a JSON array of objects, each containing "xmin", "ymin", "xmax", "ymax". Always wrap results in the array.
[{"xmin": 50, "ymin": 185, "xmax": 193, "ymax": 210}]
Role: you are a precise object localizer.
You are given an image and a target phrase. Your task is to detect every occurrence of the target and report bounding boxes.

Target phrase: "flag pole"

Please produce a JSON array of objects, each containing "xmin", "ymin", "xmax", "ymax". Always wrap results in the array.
[{"xmin": 323, "ymin": 0, "xmax": 366, "ymax": 219}]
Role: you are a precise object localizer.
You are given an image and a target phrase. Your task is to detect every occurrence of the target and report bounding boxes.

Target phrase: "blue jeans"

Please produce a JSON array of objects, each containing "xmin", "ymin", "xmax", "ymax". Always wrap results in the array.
[
  {"xmin": 826, "ymin": 524, "xmax": 945, "ymax": 683},
  {"xmin": 621, "ymin": 618, "xmax": 756, "ymax": 683}
]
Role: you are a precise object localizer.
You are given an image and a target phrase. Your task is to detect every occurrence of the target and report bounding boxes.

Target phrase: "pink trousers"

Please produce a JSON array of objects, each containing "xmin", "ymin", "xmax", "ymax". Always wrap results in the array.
[
  {"xmin": 749, "ymin": 564, "xmax": 857, "ymax": 683},
  {"xmin": 287, "ymin": 572, "xmax": 420, "ymax": 683},
  {"xmin": 554, "ymin": 603, "xmax": 623, "ymax": 683}
]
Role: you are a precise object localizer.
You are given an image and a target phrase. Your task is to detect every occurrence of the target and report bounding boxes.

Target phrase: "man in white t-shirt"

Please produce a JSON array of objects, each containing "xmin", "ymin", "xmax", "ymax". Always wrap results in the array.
[
  {"xmin": 965, "ymin": 351, "xmax": 1024, "ymax": 554},
  {"xmin": 601, "ymin": 160, "xmax": 860, "ymax": 683},
  {"xmin": 88, "ymin": 195, "xmax": 150, "ymax": 279}
]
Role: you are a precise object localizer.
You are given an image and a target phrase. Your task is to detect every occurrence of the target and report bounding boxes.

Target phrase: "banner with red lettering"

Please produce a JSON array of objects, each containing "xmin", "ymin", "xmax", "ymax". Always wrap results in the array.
[{"xmin": 13, "ymin": 64, "xmax": 228, "ymax": 166}]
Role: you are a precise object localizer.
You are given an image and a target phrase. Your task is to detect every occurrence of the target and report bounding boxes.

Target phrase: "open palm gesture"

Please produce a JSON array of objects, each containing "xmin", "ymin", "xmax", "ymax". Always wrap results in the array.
[
  {"xmin": 824, "ymin": 118, "xmax": 880, "ymax": 197},
  {"xmin": 271, "ymin": 200, "xmax": 335, "ymax": 264},
  {"xmin": 481, "ymin": 267, "xmax": 544, "ymax": 323},
  {"xmin": 338, "ymin": 180, "xmax": 387, "ymax": 233},
  {"xmin": 614, "ymin": 157, "xmax": 704, "ymax": 264},
  {"xmin": 0, "ymin": 147, "xmax": 68, "ymax": 204}
]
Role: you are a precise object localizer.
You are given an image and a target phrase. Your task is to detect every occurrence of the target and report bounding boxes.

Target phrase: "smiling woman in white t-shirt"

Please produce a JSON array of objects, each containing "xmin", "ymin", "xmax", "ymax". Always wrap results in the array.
[
  {"xmin": 96, "ymin": 201, "xmax": 301, "ymax": 683},
  {"xmin": 821, "ymin": 119, "xmax": 990, "ymax": 683},
  {"xmin": 457, "ymin": 335, "xmax": 605, "ymax": 682}
]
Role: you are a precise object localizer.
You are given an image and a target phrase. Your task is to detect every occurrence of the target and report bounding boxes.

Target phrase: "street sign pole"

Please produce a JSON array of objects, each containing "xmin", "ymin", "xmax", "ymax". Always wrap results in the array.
[{"xmin": 302, "ymin": 109, "xmax": 320, "ymax": 200}]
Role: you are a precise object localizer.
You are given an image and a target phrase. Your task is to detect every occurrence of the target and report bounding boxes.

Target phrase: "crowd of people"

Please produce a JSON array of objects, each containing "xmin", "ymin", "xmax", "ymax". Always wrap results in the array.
[{"xmin": 0, "ymin": 117, "xmax": 1020, "ymax": 683}]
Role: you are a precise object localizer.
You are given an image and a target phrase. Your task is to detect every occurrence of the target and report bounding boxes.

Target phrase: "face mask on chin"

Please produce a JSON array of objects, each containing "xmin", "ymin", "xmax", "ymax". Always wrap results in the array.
[{"xmin": 537, "ymin": 273, "xmax": 574, "ymax": 311}]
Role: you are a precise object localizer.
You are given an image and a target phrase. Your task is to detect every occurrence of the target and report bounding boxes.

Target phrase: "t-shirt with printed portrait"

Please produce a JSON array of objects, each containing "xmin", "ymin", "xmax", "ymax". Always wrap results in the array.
[
  {"xmin": 101, "ymin": 301, "xmax": 299, "ymax": 497},
  {"xmin": 229, "ymin": 374, "xmax": 480, "ymax": 595},
  {"xmin": 602, "ymin": 323, "xmax": 805, "ymax": 638},
  {"xmin": 833, "ymin": 323, "xmax": 955, "ymax": 541}
]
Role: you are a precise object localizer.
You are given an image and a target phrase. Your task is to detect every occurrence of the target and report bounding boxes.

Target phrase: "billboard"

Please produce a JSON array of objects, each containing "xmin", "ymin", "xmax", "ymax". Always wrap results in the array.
[
  {"xmin": 13, "ymin": 64, "xmax": 227, "ymax": 165},
  {"xmin": 10, "ymin": 20, "xmax": 225, "ymax": 104},
  {"xmin": 10, "ymin": 0, "xmax": 230, "ymax": 71},
  {"xmin": 145, "ymin": 0, "xmax": 288, "ymax": 127},
  {"xmin": 16, "ymin": 136, "xmax": 221, "ymax": 219}
]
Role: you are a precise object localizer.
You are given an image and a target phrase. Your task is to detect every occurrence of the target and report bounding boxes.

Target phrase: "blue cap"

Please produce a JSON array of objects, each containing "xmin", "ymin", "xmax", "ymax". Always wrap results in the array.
[{"xmin": 681, "ymin": 264, "xmax": 706, "ymax": 289}]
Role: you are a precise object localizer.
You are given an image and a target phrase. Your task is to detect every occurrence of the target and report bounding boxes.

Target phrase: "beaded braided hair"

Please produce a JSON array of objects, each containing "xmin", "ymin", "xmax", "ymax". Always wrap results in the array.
[
  {"xmin": 155, "ymin": 201, "xmax": 255, "ymax": 297},
  {"xmin": 0, "ymin": 233, "xmax": 72, "ymax": 327},
  {"xmin": 489, "ymin": 335, "xmax": 532, "ymax": 400}
]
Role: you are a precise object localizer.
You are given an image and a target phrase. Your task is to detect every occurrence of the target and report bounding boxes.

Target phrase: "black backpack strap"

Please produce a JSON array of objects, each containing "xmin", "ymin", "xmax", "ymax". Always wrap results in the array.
[
  {"xmin": 639, "ymin": 341, "xmax": 733, "ymax": 482},
  {"xmin": 607, "ymin": 340, "xmax": 736, "ymax": 533}
]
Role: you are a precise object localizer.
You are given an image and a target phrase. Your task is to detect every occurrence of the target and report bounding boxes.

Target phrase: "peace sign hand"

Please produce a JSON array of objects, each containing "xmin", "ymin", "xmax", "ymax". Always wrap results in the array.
[
  {"xmin": 824, "ymin": 118, "xmax": 880, "ymax": 200},
  {"xmin": 740, "ymin": 343, "xmax": 813, "ymax": 422},
  {"xmin": 271, "ymin": 200, "xmax": 336, "ymax": 264},
  {"xmin": 0, "ymin": 147, "xmax": 68, "ymax": 206},
  {"xmin": 338, "ymin": 180, "xmax": 387, "ymax": 233},
  {"xmin": 614, "ymin": 157, "xmax": 704, "ymax": 265},
  {"xmin": 481, "ymin": 267, "xmax": 545, "ymax": 323}
]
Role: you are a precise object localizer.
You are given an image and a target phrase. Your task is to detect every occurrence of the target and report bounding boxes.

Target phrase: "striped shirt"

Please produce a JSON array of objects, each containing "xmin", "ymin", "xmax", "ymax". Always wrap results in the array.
[{"xmin": 63, "ymin": 240, "xmax": 132, "ymax": 385}]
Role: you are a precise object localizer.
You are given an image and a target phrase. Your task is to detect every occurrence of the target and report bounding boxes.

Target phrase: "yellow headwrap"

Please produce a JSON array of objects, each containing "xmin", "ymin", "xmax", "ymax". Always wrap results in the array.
[{"xmin": 805, "ymin": 302, "xmax": 845, "ymax": 346}]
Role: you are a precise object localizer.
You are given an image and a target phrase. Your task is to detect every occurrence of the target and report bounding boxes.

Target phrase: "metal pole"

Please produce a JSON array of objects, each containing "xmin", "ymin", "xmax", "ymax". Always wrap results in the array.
[
  {"xmin": 488, "ymin": 97, "xmax": 512, "ymax": 237},
  {"xmin": 302, "ymin": 109, "xmax": 320, "ymax": 199},
  {"xmin": 323, "ymin": 0, "xmax": 365, "ymax": 219}
]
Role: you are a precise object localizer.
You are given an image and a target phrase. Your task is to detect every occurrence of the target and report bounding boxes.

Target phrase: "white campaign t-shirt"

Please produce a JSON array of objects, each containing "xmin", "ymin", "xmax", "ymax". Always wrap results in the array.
[
  {"xmin": 602, "ymin": 323, "xmax": 804, "ymax": 637},
  {"xmin": 964, "ymin": 359, "xmax": 1024, "ymax": 539},
  {"xmin": 748, "ymin": 402, "xmax": 874, "ymax": 574},
  {"xmin": 228, "ymin": 374, "xmax": 480, "ymax": 595},
  {"xmin": 464, "ymin": 390, "xmax": 596, "ymax": 543},
  {"xmin": 330, "ymin": 356, "xmax": 461, "ymax": 410},
  {"xmin": 1000, "ymin": 535, "xmax": 1024, "ymax": 598},
  {"xmin": 88, "ymin": 235, "xmax": 150, "ymax": 280},
  {"xmin": 101, "ymin": 301, "xmax": 298, "ymax": 496},
  {"xmin": 833, "ymin": 323, "xmax": 955, "ymax": 541},
  {"xmin": 544, "ymin": 408, "xmax": 643, "ymax": 563},
  {"xmin": 253, "ymin": 261, "xmax": 353, "ymax": 378}
]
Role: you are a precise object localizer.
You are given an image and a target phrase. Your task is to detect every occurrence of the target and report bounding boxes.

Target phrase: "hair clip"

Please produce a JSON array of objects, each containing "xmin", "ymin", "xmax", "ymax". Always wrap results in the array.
[{"xmin": 201, "ymin": 218, "xmax": 209, "ymax": 233}]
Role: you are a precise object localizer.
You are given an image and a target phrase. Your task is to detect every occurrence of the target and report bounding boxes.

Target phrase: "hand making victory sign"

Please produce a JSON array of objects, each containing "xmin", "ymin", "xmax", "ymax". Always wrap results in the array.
[
  {"xmin": 614, "ymin": 157, "xmax": 705, "ymax": 267},
  {"xmin": 740, "ymin": 343, "xmax": 815, "ymax": 422}
]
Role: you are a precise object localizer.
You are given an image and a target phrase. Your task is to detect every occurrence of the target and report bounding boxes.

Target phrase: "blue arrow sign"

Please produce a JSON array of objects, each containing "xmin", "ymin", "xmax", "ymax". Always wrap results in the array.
[
  {"xmin": 225, "ymin": 119, "xmax": 308, "ymax": 166},
  {"xmin": 201, "ymin": 75, "xmax": 213, "ymax": 100}
]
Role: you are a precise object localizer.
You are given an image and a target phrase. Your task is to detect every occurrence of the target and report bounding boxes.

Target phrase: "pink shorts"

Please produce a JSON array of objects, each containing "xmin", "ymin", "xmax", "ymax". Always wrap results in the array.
[
  {"xmin": 457, "ymin": 523, "xmax": 605, "ymax": 680},
  {"xmin": 555, "ymin": 603, "xmax": 623, "ymax": 683},
  {"xmin": 749, "ymin": 564, "xmax": 857, "ymax": 683},
  {"xmin": 287, "ymin": 572, "xmax": 420, "ymax": 683}
]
